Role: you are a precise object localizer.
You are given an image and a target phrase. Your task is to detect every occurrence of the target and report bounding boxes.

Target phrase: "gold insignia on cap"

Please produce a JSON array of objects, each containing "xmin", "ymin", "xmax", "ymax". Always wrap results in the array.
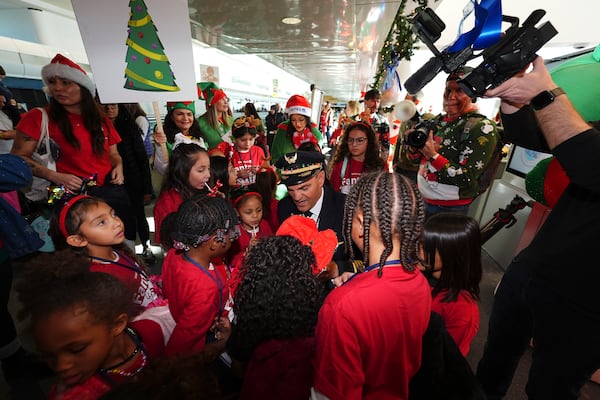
[{"xmin": 284, "ymin": 152, "xmax": 298, "ymax": 165}]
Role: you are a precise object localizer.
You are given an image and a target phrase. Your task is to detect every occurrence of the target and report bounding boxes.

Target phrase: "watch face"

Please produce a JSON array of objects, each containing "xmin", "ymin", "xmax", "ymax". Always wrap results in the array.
[{"xmin": 532, "ymin": 90, "xmax": 554, "ymax": 110}]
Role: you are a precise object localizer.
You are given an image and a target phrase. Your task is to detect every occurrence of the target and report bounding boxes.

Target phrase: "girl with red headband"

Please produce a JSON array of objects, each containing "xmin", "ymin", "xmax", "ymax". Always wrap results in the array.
[
  {"xmin": 226, "ymin": 187, "xmax": 273, "ymax": 294},
  {"xmin": 53, "ymin": 195, "xmax": 174, "ymax": 358}
]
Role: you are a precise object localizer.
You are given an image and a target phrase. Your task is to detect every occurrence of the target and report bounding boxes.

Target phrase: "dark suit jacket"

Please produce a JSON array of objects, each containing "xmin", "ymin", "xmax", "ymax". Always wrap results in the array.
[{"xmin": 278, "ymin": 185, "xmax": 350, "ymax": 271}]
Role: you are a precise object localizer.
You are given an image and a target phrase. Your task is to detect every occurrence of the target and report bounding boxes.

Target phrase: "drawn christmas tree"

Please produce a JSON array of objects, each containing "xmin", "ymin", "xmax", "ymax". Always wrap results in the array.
[{"xmin": 123, "ymin": 0, "xmax": 180, "ymax": 92}]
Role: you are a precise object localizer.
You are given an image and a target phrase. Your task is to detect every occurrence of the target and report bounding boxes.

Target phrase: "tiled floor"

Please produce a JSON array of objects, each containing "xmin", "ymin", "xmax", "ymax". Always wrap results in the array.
[{"xmin": 2, "ymin": 203, "xmax": 599, "ymax": 399}]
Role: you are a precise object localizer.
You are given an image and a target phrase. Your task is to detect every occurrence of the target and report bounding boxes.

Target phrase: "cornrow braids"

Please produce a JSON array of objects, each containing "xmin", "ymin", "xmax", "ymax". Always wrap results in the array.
[
  {"xmin": 171, "ymin": 194, "xmax": 238, "ymax": 248},
  {"xmin": 343, "ymin": 171, "xmax": 425, "ymax": 276}
]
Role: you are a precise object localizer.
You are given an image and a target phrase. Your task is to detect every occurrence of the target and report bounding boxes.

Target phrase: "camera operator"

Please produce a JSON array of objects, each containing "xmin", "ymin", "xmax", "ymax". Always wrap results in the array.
[
  {"xmin": 476, "ymin": 56, "xmax": 600, "ymax": 400},
  {"xmin": 361, "ymin": 89, "xmax": 391, "ymax": 160},
  {"xmin": 403, "ymin": 66, "xmax": 500, "ymax": 217}
]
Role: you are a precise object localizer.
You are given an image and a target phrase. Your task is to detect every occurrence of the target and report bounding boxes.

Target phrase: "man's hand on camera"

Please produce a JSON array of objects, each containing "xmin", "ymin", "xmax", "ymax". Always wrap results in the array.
[{"xmin": 484, "ymin": 57, "xmax": 555, "ymax": 112}]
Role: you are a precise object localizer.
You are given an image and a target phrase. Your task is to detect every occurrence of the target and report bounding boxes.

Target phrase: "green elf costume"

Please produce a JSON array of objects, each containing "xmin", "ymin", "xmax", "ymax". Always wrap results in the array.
[
  {"xmin": 153, "ymin": 101, "xmax": 203, "ymax": 175},
  {"xmin": 197, "ymin": 82, "xmax": 234, "ymax": 150}
]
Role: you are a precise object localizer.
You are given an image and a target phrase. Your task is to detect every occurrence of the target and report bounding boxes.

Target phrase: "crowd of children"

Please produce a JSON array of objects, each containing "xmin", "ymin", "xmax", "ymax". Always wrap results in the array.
[{"xmin": 2, "ymin": 54, "xmax": 492, "ymax": 400}]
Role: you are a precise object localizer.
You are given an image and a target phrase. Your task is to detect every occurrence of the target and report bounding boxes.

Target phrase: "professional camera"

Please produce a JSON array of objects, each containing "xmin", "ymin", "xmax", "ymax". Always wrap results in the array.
[
  {"xmin": 404, "ymin": 8, "xmax": 558, "ymax": 97},
  {"xmin": 406, "ymin": 118, "xmax": 437, "ymax": 149},
  {"xmin": 393, "ymin": 99, "xmax": 437, "ymax": 149}
]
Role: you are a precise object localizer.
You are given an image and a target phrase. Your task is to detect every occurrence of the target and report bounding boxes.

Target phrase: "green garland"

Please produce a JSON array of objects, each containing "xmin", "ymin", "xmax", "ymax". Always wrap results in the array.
[{"xmin": 371, "ymin": 0, "xmax": 434, "ymax": 92}]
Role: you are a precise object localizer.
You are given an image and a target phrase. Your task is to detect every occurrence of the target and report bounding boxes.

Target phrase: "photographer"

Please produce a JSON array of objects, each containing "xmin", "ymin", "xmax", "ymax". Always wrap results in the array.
[
  {"xmin": 361, "ymin": 89, "xmax": 391, "ymax": 160},
  {"xmin": 403, "ymin": 66, "xmax": 499, "ymax": 217},
  {"xmin": 476, "ymin": 57, "xmax": 600, "ymax": 400}
]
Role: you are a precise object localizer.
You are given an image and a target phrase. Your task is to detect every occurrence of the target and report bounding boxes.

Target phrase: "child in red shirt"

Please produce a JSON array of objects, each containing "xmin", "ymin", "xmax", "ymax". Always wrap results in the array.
[
  {"xmin": 53, "ymin": 195, "xmax": 174, "ymax": 357},
  {"xmin": 329, "ymin": 122, "xmax": 385, "ymax": 194},
  {"xmin": 153, "ymin": 143, "xmax": 211, "ymax": 246},
  {"xmin": 313, "ymin": 171, "xmax": 431, "ymax": 400},
  {"xmin": 161, "ymin": 195, "xmax": 238, "ymax": 360},
  {"xmin": 421, "ymin": 213, "xmax": 482, "ymax": 356},
  {"xmin": 15, "ymin": 251, "xmax": 151, "ymax": 400},
  {"xmin": 230, "ymin": 119, "xmax": 267, "ymax": 187},
  {"xmin": 227, "ymin": 188, "xmax": 273, "ymax": 294}
]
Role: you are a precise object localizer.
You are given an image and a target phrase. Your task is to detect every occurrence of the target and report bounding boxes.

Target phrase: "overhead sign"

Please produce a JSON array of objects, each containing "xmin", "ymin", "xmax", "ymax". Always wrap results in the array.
[{"xmin": 72, "ymin": 0, "xmax": 196, "ymax": 103}]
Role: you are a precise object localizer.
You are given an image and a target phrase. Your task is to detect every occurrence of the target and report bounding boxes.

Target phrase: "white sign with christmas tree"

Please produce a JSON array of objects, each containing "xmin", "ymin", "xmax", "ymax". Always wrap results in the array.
[{"xmin": 72, "ymin": 0, "xmax": 196, "ymax": 103}]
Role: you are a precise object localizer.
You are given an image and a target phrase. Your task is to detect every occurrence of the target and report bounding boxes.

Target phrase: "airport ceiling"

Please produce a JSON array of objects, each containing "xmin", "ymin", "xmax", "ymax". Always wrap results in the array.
[{"xmin": 1, "ymin": 0, "xmax": 599, "ymax": 101}]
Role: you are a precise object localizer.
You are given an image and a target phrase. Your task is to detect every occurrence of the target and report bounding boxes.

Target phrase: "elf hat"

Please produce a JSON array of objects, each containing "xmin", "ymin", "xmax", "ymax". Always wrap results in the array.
[
  {"xmin": 276, "ymin": 215, "xmax": 339, "ymax": 275},
  {"xmin": 167, "ymin": 101, "xmax": 195, "ymax": 114},
  {"xmin": 42, "ymin": 54, "xmax": 96, "ymax": 95},
  {"xmin": 285, "ymin": 94, "xmax": 312, "ymax": 118},
  {"xmin": 197, "ymin": 82, "xmax": 227, "ymax": 108}
]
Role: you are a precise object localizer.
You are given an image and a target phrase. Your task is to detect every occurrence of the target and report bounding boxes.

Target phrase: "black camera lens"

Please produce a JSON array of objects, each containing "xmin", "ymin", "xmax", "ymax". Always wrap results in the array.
[{"xmin": 406, "ymin": 129, "xmax": 429, "ymax": 149}]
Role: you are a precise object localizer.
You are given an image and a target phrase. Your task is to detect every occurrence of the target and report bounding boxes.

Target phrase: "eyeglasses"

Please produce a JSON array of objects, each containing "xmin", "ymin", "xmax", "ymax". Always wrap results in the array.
[{"xmin": 347, "ymin": 137, "xmax": 367, "ymax": 144}]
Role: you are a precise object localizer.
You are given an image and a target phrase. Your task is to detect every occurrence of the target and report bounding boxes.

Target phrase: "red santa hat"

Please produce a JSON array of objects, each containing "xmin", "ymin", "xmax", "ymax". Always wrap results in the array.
[
  {"xmin": 41, "ymin": 54, "xmax": 96, "ymax": 95},
  {"xmin": 285, "ymin": 94, "xmax": 312, "ymax": 118}
]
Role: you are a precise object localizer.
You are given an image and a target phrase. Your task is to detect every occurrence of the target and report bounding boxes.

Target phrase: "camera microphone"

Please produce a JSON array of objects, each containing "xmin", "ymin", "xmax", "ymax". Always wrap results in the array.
[{"xmin": 405, "ymin": 56, "xmax": 444, "ymax": 95}]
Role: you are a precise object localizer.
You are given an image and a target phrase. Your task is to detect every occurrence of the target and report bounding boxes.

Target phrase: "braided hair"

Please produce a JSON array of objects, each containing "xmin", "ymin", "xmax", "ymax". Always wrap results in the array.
[
  {"xmin": 343, "ymin": 171, "xmax": 425, "ymax": 276},
  {"xmin": 171, "ymin": 194, "xmax": 238, "ymax": 249}
]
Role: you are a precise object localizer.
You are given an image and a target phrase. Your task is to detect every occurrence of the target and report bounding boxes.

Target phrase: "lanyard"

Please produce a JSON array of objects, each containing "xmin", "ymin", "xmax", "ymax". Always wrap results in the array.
[
  {"xmin": 90, "ymin": 251, "xmax": 148, "ymax": 279},
  {"xmin": 343, "ymin": 259, "xmax": 402, "ymax": 286},
  {"xmin": 235, "ymin": 148, "xmax": 253, "ymax": 168},
  {"xmin": 183, "ymin": 253, "xmax": 224, "ymax": 317}
]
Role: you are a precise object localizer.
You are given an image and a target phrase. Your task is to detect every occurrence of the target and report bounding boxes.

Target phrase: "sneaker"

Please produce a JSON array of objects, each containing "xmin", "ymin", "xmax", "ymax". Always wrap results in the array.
[{"xmin": 141, "ymin": 247, "xmax": 157, "ymax": 265}]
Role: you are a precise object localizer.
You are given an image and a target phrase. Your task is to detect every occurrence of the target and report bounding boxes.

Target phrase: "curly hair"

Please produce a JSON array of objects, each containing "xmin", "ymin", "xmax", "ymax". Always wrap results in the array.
[
  {"xmin": 171, "ymin": 194, "xmax": 238, "ymax": 248},
  {"xmin": 15, "ymin": 249, "xmax": 134, "ymax": 329},
  {"xmin": 162, "ymin": 143, "xmax": 209, "ymax": 200},
  {"xmin": 343, "ymin": 171, "xmax": 425, "ymax": 275},
  {"xmin": 233, "ymin": 236, "xmax": 324, "ymax": 355},
  {"xmin": 422, "ymin": 213, "xmax": 482, "ymax": 302},
  {"xmin": 331, "ymin": 122, "xmax": 385, "ymax": 171}
]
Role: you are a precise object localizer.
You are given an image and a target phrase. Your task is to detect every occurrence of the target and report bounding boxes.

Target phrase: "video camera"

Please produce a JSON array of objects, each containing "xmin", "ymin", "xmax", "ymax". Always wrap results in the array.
[{"xmin": 404, "ymin": 8, "xmax": 558, "ymax": 98}]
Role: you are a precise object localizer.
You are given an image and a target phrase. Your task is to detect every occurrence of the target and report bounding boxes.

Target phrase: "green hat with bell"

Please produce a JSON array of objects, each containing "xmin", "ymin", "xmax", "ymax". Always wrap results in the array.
[{"xmin": 197, "ymin": 82, "xmax": 227, "ymax": 108}]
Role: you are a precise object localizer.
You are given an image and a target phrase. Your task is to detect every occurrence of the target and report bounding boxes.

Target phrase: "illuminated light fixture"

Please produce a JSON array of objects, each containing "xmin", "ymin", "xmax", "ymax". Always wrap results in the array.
[
  {"xmin": 282, "ymin": 16, "xmax": 302, "ymax": 25},
  {"xmin": 366, "ymin": 5, "xmax": 383, "ymax": 22}
]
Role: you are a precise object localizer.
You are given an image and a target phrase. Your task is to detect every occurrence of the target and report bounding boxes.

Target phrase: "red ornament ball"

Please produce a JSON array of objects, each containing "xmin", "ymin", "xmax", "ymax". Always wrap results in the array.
[
  {"xmin": 138, "ymin": 32, "xmax": 144, "ymax": 39},
  {"xmin": 144, "ymin": 57, "xmax": 151, "ymax": 64}
]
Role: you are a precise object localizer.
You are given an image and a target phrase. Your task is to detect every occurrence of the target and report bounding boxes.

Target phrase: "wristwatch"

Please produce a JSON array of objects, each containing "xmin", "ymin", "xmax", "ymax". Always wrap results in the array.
[{"xmin": 531, "ymin": 87, "xmax": 565, "ymax": 111}]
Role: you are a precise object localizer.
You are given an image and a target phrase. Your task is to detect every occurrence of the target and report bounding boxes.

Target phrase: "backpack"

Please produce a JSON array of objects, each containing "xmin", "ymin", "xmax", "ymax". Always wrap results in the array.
[{"xmin": 461, "ymin": 114, "xmax": 504, "ymax": 197}]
